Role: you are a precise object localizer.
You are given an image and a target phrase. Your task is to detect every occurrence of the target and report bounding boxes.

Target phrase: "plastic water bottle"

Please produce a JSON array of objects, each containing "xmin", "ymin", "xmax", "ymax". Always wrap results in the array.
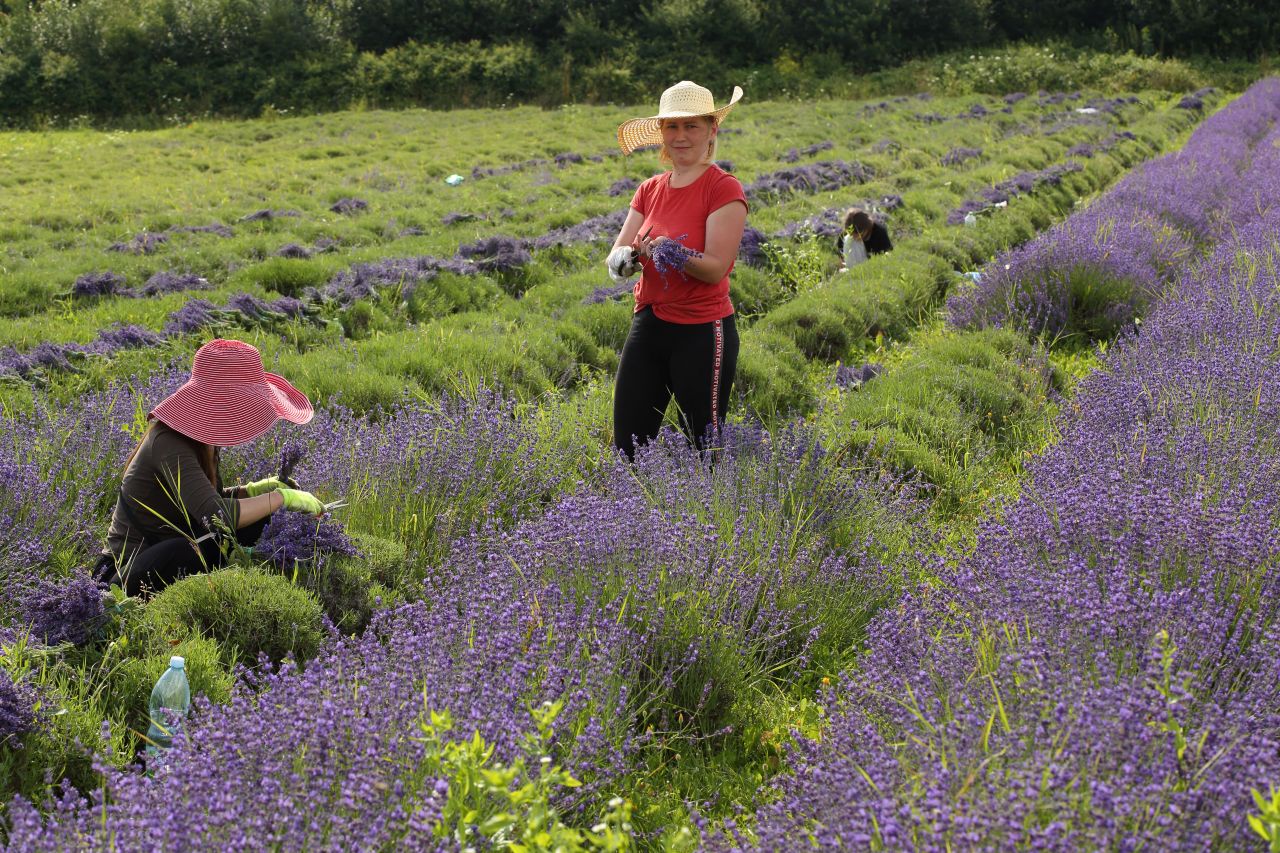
[{"xmin": 146, "ymin": 656, "xmax": 190, "ymax": 756}]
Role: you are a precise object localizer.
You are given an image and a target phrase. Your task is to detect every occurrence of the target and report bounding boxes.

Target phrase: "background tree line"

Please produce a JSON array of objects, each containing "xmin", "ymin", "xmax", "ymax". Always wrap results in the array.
[{"xmin": 0, "ymin": 0, "xmax": 1272, "ymax": 126}]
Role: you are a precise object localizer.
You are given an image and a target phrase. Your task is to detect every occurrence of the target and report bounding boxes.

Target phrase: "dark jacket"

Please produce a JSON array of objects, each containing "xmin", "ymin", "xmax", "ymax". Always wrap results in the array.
[
  {"xmin": 105, "ymin": 421, "xmax": 240, "ymax": 558},
  {"xmin": 834, "ymin": 221, "xmax": 893, "ymax": 256}
]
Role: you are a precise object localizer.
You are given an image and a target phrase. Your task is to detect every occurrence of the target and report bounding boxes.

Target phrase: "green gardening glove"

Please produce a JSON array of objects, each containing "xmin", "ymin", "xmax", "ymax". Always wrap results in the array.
[
  {"xmin": 277, "ymin": 488, "xmax": 325, "ymax": 514},
  {"xmin": 243, "ymin": 476, "xmax": 287, "ymax": 497}
]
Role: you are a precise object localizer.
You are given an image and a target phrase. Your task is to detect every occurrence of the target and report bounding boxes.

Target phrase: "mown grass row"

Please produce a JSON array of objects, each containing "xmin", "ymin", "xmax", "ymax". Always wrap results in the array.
[{"xmin": 0, "ymin": 90, "xmax": 1206, "ymax": 427}]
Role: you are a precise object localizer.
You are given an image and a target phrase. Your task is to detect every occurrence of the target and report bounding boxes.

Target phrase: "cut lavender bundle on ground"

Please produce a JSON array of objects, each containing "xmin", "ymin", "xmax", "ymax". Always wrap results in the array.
[{"xmin": 329, "ymin": 198, "xmax": 368, "ymax": 215}]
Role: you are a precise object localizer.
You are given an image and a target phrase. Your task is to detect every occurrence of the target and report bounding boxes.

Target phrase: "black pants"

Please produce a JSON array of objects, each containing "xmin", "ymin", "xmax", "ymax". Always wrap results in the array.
[
  {"xmin": 613, "ymin": 307, "xmax": 738, "ymax": 461},
  {"xmin": 95, "ymin": 518, "xmax": 268, "ymax": 597}
]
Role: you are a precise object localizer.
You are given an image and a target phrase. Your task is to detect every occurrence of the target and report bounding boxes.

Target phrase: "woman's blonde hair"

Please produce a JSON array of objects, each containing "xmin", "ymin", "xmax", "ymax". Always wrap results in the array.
[{"xmin": 658, "ymin": 116, "xmax": 719, "ymax": 166}]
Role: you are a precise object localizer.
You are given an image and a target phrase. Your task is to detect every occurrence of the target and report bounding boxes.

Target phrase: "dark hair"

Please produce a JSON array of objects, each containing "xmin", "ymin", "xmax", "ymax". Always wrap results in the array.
[
  {"xmin": 842, "ymin": 208, "xmax": 873, "ymax": 234},
  {"xmin": 123, "ymin": 420, "xmax": 219, "ymax": 487}
]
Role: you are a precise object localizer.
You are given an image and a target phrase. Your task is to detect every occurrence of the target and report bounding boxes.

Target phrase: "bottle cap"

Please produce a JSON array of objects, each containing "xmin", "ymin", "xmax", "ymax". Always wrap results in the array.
[{"xmin": 170, "ymin": 656, "xmax": 186, "ymax": 669}]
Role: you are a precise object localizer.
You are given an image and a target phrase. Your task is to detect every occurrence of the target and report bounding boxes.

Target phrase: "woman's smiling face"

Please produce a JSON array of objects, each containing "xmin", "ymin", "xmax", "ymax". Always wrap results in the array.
[{"xmin": 660, "ymin": 116, "xmax": 716, "ymax": 166}]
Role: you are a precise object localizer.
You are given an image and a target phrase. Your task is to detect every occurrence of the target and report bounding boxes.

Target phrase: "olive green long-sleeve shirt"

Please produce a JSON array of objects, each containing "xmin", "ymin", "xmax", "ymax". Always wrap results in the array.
[{"xmin": 104, "ymin": 421, "xmax": 240, "ymax": 558}]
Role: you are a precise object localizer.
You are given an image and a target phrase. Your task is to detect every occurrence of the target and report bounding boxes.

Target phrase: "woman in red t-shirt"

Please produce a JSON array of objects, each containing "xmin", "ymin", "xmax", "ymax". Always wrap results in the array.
[{"xmin": 606, "ymin": 80, "xmax": 748, "ymax": 461}]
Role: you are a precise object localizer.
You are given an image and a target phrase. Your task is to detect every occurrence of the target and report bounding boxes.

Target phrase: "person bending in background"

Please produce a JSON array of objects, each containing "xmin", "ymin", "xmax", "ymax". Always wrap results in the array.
[
  {"xmin": 94, "ymin": 338, "xmax": 326, "ymax": 596},
  {"xmin": 836, "ymin": 207, "xmax": 893, "ymax": 272},
  {"xmin": 606, "ymin": 80, "xmax": 749, "ymax": 461}
]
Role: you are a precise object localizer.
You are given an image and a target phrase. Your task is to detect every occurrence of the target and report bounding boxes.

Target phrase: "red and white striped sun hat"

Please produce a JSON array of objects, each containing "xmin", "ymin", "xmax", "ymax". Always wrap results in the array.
[{"xmin": 150, "ymin": 339, "xmax": 313, "ymax": 446}]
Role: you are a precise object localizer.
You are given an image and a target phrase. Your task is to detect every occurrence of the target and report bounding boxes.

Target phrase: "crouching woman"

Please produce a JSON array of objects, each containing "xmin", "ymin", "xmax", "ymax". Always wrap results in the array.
[{"xmin": 94, "ymin": 338, "xmax": 326, "ymax": 596}]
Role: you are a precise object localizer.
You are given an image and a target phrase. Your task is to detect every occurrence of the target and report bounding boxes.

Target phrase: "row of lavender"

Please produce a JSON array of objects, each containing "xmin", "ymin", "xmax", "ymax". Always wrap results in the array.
[
  {"xmin": 0, "ymin": 375, "xmax": 926, "ymax": 846},
  {"xmin": 746, "ymin": 77, "xmax": 1280, "ymax": 849},
  {"xmin": 948, "ymin": 79, "xmax": 1280, "ymax": 338},
  {"xmin": 9, "ymin": 103, "xmax": 1164, "ymax": 386}
]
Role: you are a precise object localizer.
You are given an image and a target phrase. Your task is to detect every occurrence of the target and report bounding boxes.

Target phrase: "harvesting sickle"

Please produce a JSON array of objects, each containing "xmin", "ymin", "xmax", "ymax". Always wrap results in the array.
[
  {"xmin": 607, "ymin": 80, "xmax": 749, "ymax": 462},
  {"xmin": 92, "ymin": 339, "xmax": 331, "ymax": 597}
]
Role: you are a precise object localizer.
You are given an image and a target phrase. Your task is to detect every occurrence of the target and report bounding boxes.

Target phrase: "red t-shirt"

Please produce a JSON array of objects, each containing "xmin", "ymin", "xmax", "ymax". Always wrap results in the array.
[{"xmin": 629, "ymin": 165, "xmax": 748, "ymax": 324}]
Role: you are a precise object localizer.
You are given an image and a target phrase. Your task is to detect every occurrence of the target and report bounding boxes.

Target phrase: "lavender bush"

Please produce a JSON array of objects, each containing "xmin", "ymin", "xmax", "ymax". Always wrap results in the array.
[
  {"xmin": 749, "ymin": 158, "xmax": 1280, "ymax": 852},
  {"xmin": 949, "ymin": 78, "xmax": 1280, "ymax": 338},
  {"xmin": 0, "ymin": 669, "xmax": 39, "ymax": 744},
  {"xmin": 19, "ymin": 575, "xmax": 105, "ymax": 647}
]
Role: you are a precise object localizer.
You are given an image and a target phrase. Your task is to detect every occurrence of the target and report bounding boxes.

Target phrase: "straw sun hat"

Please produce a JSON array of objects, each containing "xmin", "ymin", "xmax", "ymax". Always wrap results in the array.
[
  {"xmin": 151, "ymin": 339, "xmax": 313, "ymax": 446},
  {"xmin": 616, "ymin": 81, "xmax": 744, "ymax": 155}
]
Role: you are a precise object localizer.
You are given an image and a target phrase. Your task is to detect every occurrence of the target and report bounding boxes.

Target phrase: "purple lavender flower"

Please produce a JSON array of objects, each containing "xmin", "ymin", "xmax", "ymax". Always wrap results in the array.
[
  {"xmin": 582, "ymin": 282, "xmax": 633, "ymax": 305},
  {"xmin": 553, "ymin": 152, "xmax": 584, "ymax": 167},
  {"xmin": 162, "ymin": 299, "xmax": 223, "ymax": 335},
  {"xmin": 532, "ymin": 209, "xmax": 627, "ymax": 250},
  {"xmin": 254, "ymin": 512, "xmax": 359, "ymax": 571},
  {"xmin": 0, "ymin": 669, "xmax": 39, "ymax": 742},
  {"xmin": 773, "ymin": 207, "xmax": 845, "ymax": 241},
  {"xmin": 441, "ymin": 211, "xmax": 480, "ymax": 225},
  {"xmin": 140, "ymin": 271, "xmax": 211, "ymax": 297},
  {"xmin": 239, "ymin": 209, "xmax": 300, "ymax": 222},
  {"xmin": 71, "ymin": 271, "xmax": 129, "ymax": 298},
  {"xmin": 651, "ymin": 234, "xmax": 701, "ymax": 280},
  {"xmin": 107, "ymin": 232, "xmax": 168, "ymax": 255},
  {"xmin": 608, "ymin": 178, "xmax": 639, "ymax": 197},
  {"xmin": 167, "ymin": 223, "xmax": 234, "ymax": 238},
  {"xmin": 940, "ymin": 146, "xmax": 982, "ymax": 167},
  {"xmin": 329, "ymin": 198, "xmax": 368, "ymax": 215},
  {"xmin": 275, "ymin": 243, "xmax": 312, "ymax": 259},
  {"xmin": 93, "ymin": 324, "xmax": 164, "ymax": 351},
  {"xmin": 738, "ymin": 227, "xmax": 768, "ymax": 268},
  {"xmin": 834, "ymin": 362, "xmax": 882, "ymax": 389},
  {"xmin": 745, "ymin": 161, "xmax": 873, "ymax": 201},
  {"xmin": 19, "ymin": 574, "xmax": 106, "ymax": 646},
  {"xmin": 225, "ymin": 293, "xmax": 303, "ymax": 324},
  {"xmin": 456, "ymin": 236, "xmax": 532, "ymax": 274}
]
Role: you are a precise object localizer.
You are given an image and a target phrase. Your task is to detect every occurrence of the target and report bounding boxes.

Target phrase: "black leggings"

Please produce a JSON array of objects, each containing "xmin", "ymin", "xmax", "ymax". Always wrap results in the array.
[
  {"xmin": 613, "ymin": 307, "xmax": 738, "ymax": 461},
  {"xmin": 95, "ymin": 518, "xmax": 268, "ymax": 597}
]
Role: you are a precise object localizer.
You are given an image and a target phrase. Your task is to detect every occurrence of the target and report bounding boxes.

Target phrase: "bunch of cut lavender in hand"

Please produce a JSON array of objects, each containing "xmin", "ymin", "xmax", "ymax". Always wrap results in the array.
[
  {"xmin": 651, "ymin": 234, "xmax": 702, "ymax": 282},
  {"xmin": 255, "ymin": 512, "xmax": 360, "ymax": 571}
]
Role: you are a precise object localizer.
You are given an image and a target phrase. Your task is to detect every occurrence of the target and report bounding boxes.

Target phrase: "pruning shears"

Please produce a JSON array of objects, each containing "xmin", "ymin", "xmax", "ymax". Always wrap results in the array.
[{"xmin": 630, "ymin": 225, "xmax": 653, "ymax": 262}]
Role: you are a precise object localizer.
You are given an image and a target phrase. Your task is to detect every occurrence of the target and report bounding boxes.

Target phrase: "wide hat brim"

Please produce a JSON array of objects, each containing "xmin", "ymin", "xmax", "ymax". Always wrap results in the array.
[
  {"xmin": 617, "ymin": 85, "xmax": 743, "ymax": 155},
  {"xmin": 151, "ymin": 372, "xmax": 313, "ymax": 446}
]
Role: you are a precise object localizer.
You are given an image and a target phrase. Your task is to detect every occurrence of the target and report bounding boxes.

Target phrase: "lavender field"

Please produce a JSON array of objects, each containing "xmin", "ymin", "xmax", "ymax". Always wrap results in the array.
[{"xmin": 2, "ymin": 78, "xmax": 1277, "ymax": 849}]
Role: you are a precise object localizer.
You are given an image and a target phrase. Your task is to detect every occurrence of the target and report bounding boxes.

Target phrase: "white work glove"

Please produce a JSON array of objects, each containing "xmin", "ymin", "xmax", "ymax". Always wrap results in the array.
[{"xmin": 606, "ymin": 245, "xmax": 640, "ymax": 285}]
